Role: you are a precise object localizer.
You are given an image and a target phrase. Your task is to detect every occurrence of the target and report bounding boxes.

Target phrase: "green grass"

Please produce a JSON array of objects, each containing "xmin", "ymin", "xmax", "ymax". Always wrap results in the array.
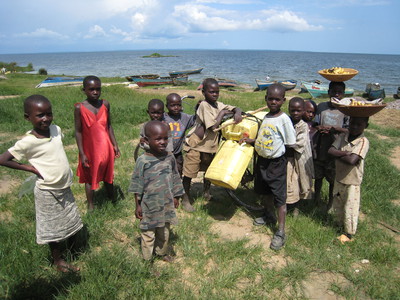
[{"xmin": 0, "ymin": 74, "xmax": 399, "ymax": 299}]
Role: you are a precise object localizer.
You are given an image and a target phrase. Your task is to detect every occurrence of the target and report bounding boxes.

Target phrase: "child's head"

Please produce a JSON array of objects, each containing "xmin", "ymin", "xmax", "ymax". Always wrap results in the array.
[
  {"xmin": 265, "ymin": 84, "xmax": 286, "ymax": 113},
  {"xmin": 166, "ymin": 93, "xmax": 182, "ymax": 116},
  {"xmin": 83, "ymin": 75, "xmax": 101, "ymax": 101},
  {"xmin": 303, "ymin": 100, "xmax": 317, "ymax": 122},
  {"xmin": 144, "ymin": 120, "xmax": 169, "ymax": 156},
  {"xmin": 349, "ymin": 117, "xmax": 369, "ymax": 136},
  {"xmin": 202, "ymin": 78, "xmax": 219, "ymax": 104},
  {"xmin": 24, "ymin": 95, "xmax": 53, "ymax": 133},
  {"xmin": 147, "ymin": 99, "xmax": 165, "ymax": 121},
  {"xmin": 328, "ymin": 81, "xmax": 345, "ymax": 100},
  {"xmin": 288, "ymin": 97, "xmax": 305, "ymax": 123}
]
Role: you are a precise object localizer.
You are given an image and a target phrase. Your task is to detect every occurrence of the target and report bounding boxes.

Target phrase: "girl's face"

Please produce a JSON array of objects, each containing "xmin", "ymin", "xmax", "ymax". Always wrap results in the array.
[
  {"xmin": 147, "ymin": 104, "xmax": 164, "ymax": 121},
  {"xmin": 289, "ymin": 101, "xmax": 304, "ymax": 123},
  {"xmin": 303, "ymin": 101, "xmax": 315, "ymax": 122},
  {"xmin": 83, "ymin": 80, "xmax": 101, "ymax": 101}
]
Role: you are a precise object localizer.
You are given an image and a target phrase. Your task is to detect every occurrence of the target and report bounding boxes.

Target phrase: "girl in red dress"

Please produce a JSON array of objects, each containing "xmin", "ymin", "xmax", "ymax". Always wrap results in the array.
[{"xmin": 74, "ymin": 76, "xmax": 120, "ymax": 210}]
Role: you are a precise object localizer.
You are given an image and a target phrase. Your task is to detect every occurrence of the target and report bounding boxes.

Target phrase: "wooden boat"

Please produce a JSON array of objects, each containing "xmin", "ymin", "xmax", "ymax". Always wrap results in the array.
[
  {"xmin": 256, "ymin": 79, "xmax": 297, "ymax": 91},
  {"xmin": 169, "ymin": 68, "xmax": 203, "ymax": 76},
  {"xmin": 197, "ymin": 78, "xmax": 238, "ymax": 90},
  {"xmin": 301, "ymin": 81, "xmax": 354, "ymax": 98},
  {"xmin": 36, "ymin": 77, "xmax": 84, "ymax": 88},
  {"xmin": 125, "ymin": 74, "xmax": 159, "ymax": 81},
  {"xmin": 131, "ymin": 75, "xmax": 188, "ymax": 87}
]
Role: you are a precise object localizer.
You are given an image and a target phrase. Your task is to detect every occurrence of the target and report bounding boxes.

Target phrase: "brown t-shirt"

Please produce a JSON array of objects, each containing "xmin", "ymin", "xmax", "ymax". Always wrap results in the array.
[
  {"xmin": 183, "ymin": 100, "xmax": 235, "ymax": 153},
  {"xmin": 332, "ymin": 133, "xmax": 369, "ymax": 185}
]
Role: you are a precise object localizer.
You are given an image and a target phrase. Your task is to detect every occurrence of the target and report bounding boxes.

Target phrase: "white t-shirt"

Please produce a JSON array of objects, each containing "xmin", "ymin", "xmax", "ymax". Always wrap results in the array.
[
  {"xmin": 255, "ymin": 113, "xmax": 296, "ymax": 159},
  {"xmin": 8, "ymin": 124, "xmax": 73, "ymax": 190}
]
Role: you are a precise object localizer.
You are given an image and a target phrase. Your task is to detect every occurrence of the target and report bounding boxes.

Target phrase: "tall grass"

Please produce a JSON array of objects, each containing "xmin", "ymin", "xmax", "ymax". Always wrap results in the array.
[{"xmin": 0, "ymin": 74, "xmax": 399, "ymax": 299}]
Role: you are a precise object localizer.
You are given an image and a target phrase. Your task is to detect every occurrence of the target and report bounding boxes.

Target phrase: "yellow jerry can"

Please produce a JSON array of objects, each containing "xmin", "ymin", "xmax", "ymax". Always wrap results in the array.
[
  {"xmin": 221, "ymin": 111, "xmax": 267, "ymax": 141},
  {"xmin": 205, "ymin": 140, "xmax": 254, "ymax": 190}
]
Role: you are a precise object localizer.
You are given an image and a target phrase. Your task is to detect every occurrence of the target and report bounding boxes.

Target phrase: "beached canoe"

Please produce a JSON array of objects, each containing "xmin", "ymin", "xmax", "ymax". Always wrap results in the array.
[
  {"xmin": 125, "ymin": 74, "xmax": 159, "ymax": 81},
  {"xmin": 131, "ymin": 75, "xmax": 188, "ymax": 87},
  {"xmin": 169, "ymin": 68, "xmax": 203, "ymax": 76},
  {"xmin": 301, "ymin": 81, "xmax": 354, "ymax": 98},
  {"xmin": 36, "ymin": 77, "xmax": 84, "ymax": 88},
  {"xmin": 255, "ymin": 79, "xmax": 297, "ymax": 91},
  {"xmin": 197, "ymin": 78, "xmax": 238, "ymax": 90}
]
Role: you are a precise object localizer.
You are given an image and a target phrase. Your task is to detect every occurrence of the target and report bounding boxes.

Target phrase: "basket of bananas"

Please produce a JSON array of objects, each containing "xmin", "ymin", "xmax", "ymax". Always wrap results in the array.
[
  {"xmin": 318, "ymin": 67, "xmax": 358, "ymax": 82},
  {"xmin": 331, "ymin": 97, "xmax": 386, "ymax": 117}
]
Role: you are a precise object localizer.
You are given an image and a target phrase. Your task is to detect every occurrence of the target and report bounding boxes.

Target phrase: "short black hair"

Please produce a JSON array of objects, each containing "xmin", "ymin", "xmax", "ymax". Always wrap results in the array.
[
  {"xmin": 144, "ymin": 120, "xmax": 168, "ymax": 137},
  {"xmin": 329, "ymin": 81, "xmax": 345, "ymax": 90},
  {"xmin": 289, "ymin": 97, "xmax": 305, "ymax": 107},
  {"xmin": 148, "ymin": 99, "xmax": 164, "ymax": 109},
  {"xmin": 202, "ymin": 78, "xmax": 218, "ymax": 90},
  {"xmin": 83, "ymin": 75, "xmax": 101, "ymax": 88},
  {"xmin": 305, "ymin": 99, "xmax": 317, "ymax": 112},
  {"xmin": 24, "ymin": 95, "xmax": 51, "ymax": 114},
  {"xmin": 266, "ymin": 83, "xmax": 286, "ymax": 95},
  {"xmin": 166, "ymin": 93, "xmax": 181, "ymax": 105}
]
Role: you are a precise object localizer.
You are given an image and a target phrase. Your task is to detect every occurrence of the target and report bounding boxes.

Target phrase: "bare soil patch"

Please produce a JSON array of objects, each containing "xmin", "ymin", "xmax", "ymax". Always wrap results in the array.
[
  {"xmin": 389, "ymin": 146, "xmax": 400, "ymax": 170},
  {"xmin": 0, "ymin": 175, "xmax": 19, "ymax": 195},
  {"xmin": 0, "ymin": 95, "xmax": 20, "ymax": 100},
  {"xmin": 370, "ymin": 108, "xmax": 400, "ymax": 129}
]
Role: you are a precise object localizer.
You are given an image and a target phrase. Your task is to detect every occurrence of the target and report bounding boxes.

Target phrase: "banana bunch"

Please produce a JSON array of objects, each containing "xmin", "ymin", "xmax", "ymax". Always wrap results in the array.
[
  {"xmin": 350, "ymin": 99, "xmax": 372, "ymax": 106},
  {"xmin": 322, "ymin": 67, "xmax": 350, "ymax": 74}
]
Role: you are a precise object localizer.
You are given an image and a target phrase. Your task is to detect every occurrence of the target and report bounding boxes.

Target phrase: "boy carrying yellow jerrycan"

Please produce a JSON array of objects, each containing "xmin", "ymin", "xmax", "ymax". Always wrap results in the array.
[{"xmin": 205, "ymin": 111, "xmax": 267, "ymax": 190}]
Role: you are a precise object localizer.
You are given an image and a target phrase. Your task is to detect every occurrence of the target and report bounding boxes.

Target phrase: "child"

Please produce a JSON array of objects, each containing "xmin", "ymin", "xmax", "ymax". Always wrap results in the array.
[
  {"xmin": 0, "ymin": 95, "xmax": 83, "ymax": 272},
  {"xmin": 286, "ymin": 97, "xmax": 314, "ymax": 214},
  {"xmin": 328, "ymin": 117, "xmax": 369, "ymax": 243},
  {"xmin": 163, "ymin": 93, "xmax": 196, "ymax": 175},
  {"xmin": 139, "ymin": 98, "xmax": 173, "ymax": 153},
  {"xmin": 303, "ymin": 100, "xmax": 318, "ymax": 141},
  {"xmin": 313, "ymin": 81, "xmax": 349, "ymax": 210},
  {"xmin": 129, "ymin": 120, "xmax": 183, "ymax": 261},
  {"xmin": 74, "ymin": 76, "xmax": 120, "ymax": 210},
  {"xmin": 182, "ymin": 78, "xmax": 242, "ymax": 212},
  {"xmin": 241, "ymin": 84, "xmax": 296, "ymax": 250}
]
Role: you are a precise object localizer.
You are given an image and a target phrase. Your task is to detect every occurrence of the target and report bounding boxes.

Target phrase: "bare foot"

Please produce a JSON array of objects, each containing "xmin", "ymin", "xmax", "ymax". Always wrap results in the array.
[
  {"xmin": 162, "ymin": 255, "xmax": 175, "ymax": 263},
  {"xmin": 55, "ymin": 260, "xmax": 80, "ymax": 273},
  {"xmin": 337, "ymin": 234, "xmax": 353, "ymax": 244}
]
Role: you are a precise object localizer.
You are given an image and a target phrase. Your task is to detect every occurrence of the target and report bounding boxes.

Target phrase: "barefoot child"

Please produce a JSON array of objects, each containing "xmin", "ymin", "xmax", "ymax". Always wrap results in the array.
[
  {"xmin": 328, "ymin": 117, "xmax": 369, "ymax": 243},
  {"xmin": 129, "ymin": 121, "xmax": 183, "ymax": 261},
  {"xmin": 241, "ymin": 84, "xmax": 296, "ymax": 250},
  {"xmin": 286, "ymin": 97, "xmax": 314, "ymax": 214},
  {"xmin": 0, "ymin": 95, "xmax": 83, "ymax": 272},
  {"xmin": 182, "ymin": 78, "xmax": 242, "ymax": 211},
  {"xmin": 164, "ymin": 93, "xmax": 196, "ymax": 175},
  {"xmin": 74, "ymin": 76, "xmax": 120, "ymax": 210}
]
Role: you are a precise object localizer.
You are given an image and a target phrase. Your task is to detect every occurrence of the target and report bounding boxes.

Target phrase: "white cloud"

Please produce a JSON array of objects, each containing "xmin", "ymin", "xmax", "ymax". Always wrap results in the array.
[
  {"xmin": 84, "ymin": 25, "xmax": 108, "ymax": 39},
  {"xmin": 17, "ymin": 28, "xmax": 69, "ymax": 39}
]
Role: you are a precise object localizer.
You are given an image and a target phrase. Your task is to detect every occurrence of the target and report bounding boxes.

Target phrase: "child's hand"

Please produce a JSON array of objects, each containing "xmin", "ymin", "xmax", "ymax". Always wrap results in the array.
[
  {"xmin": 239, "ymin": 137, "xmax": 255, "ymax": 145},
  {"xmin": 29, "ymin": 166, "xmax": 43, "ymax": 179},
  {"xmin": 233, "ymin": 112, "xmax": 243, "ymax": 124},
  {"xmin": 135, "ymin": 205, "xmax": 143, "ymax": 219},
  {"xmin": 316, "ymin": 125, "xmax": 331, "ymax": 134},
  {"xmin": 80, "ymin": 153, "xmax": 90, "ymax": 168},
  {"xmin": 114, "ymin": 146, "xmax": 121, "ymax": 158},
  {"xmin": 174, "ymin": 197, "xmax": 179, "ymax": 208}
]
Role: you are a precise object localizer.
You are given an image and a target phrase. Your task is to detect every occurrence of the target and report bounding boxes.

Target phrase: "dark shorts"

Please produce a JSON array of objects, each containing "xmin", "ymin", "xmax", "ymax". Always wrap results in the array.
[
  {"xmin": 254, "ymin": 155, "xmax": 287, "ymax": 208},
  {"xmin": 174, "ymin": 152, "xmax": 183, "ymax": 176},
  {"xmin": 314, "ymin": 159, "xmax": 335, "ymax": 183}
]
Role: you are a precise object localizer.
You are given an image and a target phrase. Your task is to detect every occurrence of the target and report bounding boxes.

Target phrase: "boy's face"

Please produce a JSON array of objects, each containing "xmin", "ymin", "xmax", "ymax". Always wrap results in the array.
[
  {"xmin": 328, "ymin": 85, "xmax": 345, "ymax": 100},
  {"xmin": 166, "ymin": 97, "xmax": 182, "ymax": 116},
  {"xmin": 25, "ymin": 101, "xmax": 53, "ymax": 134},
  {"xmin": 202, "ymin": 83, "xmax": 219, "ymax": 103},
  {"xmin": 289, "ymin": 101, "xmax": 304, "ymax": 123},
  {"xmin": 83, "ymin": 80, "xmax": 101, "ymax": 101},
  {"xmin": 303, "ymin": 101, "xmax": 315, "ymax": 122},
  {"xmin": 349, "ymin": 117, "xmax": 368, "ymax": 136},
  {"xmin": 145, "ymin": 125, "xmax": 169, "ymax": 155},
  {"xmin": 265, "ymin": 88, "xmax": 285, "ymax": 113},
  {"xmin": 147, "ymin": 104, "xmax": 164, "ymax": 121}
]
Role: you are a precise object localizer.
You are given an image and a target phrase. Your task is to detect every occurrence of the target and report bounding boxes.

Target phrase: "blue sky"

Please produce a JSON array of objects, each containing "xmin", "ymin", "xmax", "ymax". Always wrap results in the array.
[{"xmin": 1, "ymin": 0, "xmax": 398, "ymax": 55}]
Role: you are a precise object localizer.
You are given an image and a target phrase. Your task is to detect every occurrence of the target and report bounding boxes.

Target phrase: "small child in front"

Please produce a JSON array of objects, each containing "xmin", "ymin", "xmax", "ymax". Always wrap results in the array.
[
  {"xmin": 74, "ymin": 76, "xmax": 120, "ymax": 210},
  {"xmin": 328, "ymin": 117, "xmax": 369, "ymax": 243},
  {"xmin": 182, "ymin": 78, "xmax": 242, "ymax": 212},
  {"xmin": 0, "ymin": 95, "xmax": 83, "ymax": 272},
  {"xmin": 286, "ymin": 97, "xmax": 314, "ymax": 213},
  {"xmin": 129, "ymin": 120, "xmax": 183, "ymax": 261},
  {"xmin": 241, "ymin": 84, "xmax": 296, "ymax": 250},
  {"xmin": 163, "ymin": 93, "xmax": 196, "ymax": 175}
]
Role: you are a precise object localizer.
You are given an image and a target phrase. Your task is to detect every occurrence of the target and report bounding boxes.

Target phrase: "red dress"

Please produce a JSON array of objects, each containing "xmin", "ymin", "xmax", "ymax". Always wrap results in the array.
[{"xmin": 76, "ymin": 102, "xmax": 114, "ymax": 190}]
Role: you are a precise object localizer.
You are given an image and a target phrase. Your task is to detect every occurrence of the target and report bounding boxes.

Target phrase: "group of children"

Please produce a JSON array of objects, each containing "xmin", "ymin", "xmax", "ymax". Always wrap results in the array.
[{"xmin": 0, "ymin": 76, "xmax": 369, "ymax": 270}]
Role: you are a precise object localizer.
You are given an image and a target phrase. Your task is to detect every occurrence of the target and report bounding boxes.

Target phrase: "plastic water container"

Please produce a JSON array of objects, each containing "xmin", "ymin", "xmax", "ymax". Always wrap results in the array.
[
  {"xmin": 205, "ymin": 140, "xmax": 254, "ymax": 190},
  {"xmin": 221, "ymin": 111, "xmax": 267, "ymax": 141}
]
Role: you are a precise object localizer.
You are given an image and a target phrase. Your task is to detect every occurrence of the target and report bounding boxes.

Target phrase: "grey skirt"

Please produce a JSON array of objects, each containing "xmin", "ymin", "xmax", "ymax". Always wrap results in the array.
[{"xmin": 34, "ymin": 186, "xmax": 83, "ymax": 244}]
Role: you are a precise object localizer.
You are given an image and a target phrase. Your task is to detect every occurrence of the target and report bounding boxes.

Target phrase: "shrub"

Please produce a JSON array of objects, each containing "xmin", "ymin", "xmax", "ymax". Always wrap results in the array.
[{"xmin": 38, "ymin": 68, "xmax": 47, "ymax": 75}]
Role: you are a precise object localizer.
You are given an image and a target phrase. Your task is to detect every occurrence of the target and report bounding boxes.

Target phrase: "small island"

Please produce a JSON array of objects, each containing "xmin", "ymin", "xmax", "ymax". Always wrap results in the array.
[{"xmin": 141, "ymin": 52, "xmax": 178, "ymax": 58}]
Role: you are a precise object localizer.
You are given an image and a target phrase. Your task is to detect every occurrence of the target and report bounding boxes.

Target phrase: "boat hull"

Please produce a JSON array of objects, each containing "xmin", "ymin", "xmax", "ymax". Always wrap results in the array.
[
  {"xmin": 301, "ymin": 82, "xmax": 354, "ymax": 98},
  {"xmin": 131, "ymin": 75, "xmax": 188, "ymax": 87},
  {"xmin": 126, "ymin": 74, "xmax": 159, "ymax": 81},
  {"xmin": 36, "ymin": 77, "xmax": 84, "ymax": 88},
  {"xmin": 169, "ymin": 68, "xmax": 203, "ymax": 76}
]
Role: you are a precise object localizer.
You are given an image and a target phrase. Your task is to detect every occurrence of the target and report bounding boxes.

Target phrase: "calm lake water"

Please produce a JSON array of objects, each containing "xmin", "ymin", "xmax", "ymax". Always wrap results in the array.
[{"xmin": 1, "ymin": 50, "xmax": 399, "ymax": 93}]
